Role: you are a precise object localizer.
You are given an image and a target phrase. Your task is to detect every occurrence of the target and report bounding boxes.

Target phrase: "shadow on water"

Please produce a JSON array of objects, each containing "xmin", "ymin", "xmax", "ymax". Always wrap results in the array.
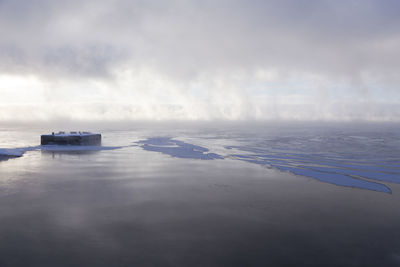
[
  {"xmin": 39, "ymin": 145, "xmax": 123, "ymax": 159},
  {"xmin": 0, "ymin": 155, "xmax": 19, "ymax": 162},
  {"xmin": 40, "ymin": 150, "xmax": 101, "ymax": 157},
  {"xmin": 0, "ymin": 145, "xmax": 123, "ymax": 161},
  {"xmin": 39, "ymin": 145, "xmax": 122, "ymax": 154}
]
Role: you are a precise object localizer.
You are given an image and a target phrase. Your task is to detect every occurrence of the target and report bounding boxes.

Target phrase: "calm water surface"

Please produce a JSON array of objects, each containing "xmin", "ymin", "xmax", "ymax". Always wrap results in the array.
[{"xmin": 0, "ymin": 123, "xmax": 399, "ymax": 266}]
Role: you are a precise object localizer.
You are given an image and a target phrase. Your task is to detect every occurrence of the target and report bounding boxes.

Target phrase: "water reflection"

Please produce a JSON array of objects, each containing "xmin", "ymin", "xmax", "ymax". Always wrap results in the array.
[
  {"xmin": 40, "ymin": 145, "xmax": 122, "ymax": 152},
  {"xmin": 0, "ymin": 145, "xmax": 122, "ymax": 160}
]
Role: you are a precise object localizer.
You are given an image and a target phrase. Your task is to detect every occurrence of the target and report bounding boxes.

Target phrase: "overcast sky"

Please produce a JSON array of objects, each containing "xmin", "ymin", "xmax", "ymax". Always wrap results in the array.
[{"xmin": 0, "ymin": 0, "xmax": 399, "ymax": 121}]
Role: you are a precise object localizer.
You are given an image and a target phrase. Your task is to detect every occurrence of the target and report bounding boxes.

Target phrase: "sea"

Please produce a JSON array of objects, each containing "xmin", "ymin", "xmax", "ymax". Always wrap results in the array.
[{"xmin": 0, "ymin": 121, "xmax": 399, "ymax": 267}]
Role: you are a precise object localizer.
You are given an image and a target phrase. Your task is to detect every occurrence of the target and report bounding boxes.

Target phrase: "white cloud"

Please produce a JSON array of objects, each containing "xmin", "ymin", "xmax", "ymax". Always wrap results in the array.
[{"xmin": 0, "ymin": 0, "xmax": 399, "ymax": 121}]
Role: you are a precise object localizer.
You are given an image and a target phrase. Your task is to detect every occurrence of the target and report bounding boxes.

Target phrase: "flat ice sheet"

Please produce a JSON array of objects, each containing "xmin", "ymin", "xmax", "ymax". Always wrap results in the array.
[
  {"xmin": 135, "ymin": 131, "xmax": 399, "ymax": 193},
  {"xmin": 225, "ymin": 131, "xmax": 400, "ymax": 193},
  {"xmin": 136, "ymin": 137, "xmax": 223, "ymax": 160}
]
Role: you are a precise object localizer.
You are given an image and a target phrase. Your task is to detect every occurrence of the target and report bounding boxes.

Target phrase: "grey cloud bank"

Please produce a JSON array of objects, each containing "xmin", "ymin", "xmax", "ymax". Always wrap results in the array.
[{"xmin": 0, "ymin": 0, "xmax": 399, "ymax": 121}]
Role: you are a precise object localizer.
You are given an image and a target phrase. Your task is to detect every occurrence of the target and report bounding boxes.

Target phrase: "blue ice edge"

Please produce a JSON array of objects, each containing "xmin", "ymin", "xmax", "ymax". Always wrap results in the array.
[
  {"xmin": 136, "ymin": 137, "xmax": 223, "ymax": 160},
  {"xmin": 230, "ymin": 152, "xmax": 394, "ymax": 193},
  {"xmin": 136, "ymin": 138, "xmax": 394, "ymax": 193},
  {"xmin": 279, "ymin": 165, "xmax": 391, "ymax": 193}
]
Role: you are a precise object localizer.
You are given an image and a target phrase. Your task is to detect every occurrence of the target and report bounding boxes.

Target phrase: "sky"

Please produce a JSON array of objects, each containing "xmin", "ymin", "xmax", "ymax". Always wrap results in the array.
[{"xmin": 0, "ymin": 0, "xmax": 399, "ymax": 122}]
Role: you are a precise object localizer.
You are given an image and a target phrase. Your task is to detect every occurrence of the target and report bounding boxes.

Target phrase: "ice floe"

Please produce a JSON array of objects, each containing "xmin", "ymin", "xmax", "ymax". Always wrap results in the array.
[{"xmin": 136, "ymin": 137, "xmax": 223, "ymax": 160}]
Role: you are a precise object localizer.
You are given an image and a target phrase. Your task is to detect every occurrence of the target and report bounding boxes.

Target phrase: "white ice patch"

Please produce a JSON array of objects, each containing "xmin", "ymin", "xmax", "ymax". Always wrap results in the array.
[
  {"xmin": 0, "ymin": 148, "xmax": 25, "ymax": 157},
  {"xmin": 0, "ymin": 146, "xmax": 39, "ymax": 157}
]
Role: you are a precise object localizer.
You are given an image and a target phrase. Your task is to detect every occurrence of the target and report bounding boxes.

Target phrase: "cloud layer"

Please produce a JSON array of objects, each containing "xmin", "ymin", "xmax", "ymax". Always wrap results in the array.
[{"xmin": 0, "ymin": 0, "xmax": 399, "ymax": 121}]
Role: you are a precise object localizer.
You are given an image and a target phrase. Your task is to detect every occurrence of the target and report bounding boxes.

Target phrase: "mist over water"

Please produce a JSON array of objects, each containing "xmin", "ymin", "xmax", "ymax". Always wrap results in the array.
[{"xmin": 1, "ymin": 0, "xmax": 400, "ymax": 122}]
